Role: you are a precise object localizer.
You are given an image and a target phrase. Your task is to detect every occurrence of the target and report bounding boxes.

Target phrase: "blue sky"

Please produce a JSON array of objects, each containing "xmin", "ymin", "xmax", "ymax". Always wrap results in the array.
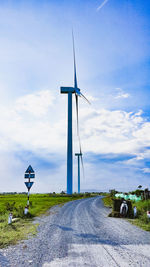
[{"xmin": 0, "ymin": 0, "xmax": 150, "ymax": 192}]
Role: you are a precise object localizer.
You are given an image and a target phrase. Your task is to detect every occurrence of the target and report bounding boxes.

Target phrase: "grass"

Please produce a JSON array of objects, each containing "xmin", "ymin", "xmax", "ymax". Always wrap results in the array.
[
  {"xmin": 128, "ymin": 218, "xmax": 150, "ymax": 231},
  {"xmin": 128, "ymin": 199, "xmax": 150, "ymax": 231},
  {"xmin": 102, "ymin": 195, "xmax": 113, "ymax": 208},
  {"xmin": 0, "ymin": 217, "xmax": 37, "ymax": 248},
  {"xmin": 0, "ymin": 193, "xmax": 93, "ymax": 248}
]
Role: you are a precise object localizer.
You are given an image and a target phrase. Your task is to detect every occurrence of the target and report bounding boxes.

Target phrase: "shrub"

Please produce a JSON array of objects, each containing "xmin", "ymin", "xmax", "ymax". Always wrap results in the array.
[
  {"xmin": 0, "ymin": 214, "xmax": 7, "ymax": 223},
  {"xmin": 13, "ymin": 205, "xmax": 24, "ymax": 218},
  {"xmin": 139, "ymin": 213, "xmax": 150, "ymax": 224},
  {"xmin": 60, "ymin": 191, "xmax": 66, "ymax": 195},
  {"xmin": 5, "ymin": 202, "xmax": 16, "ymax": 211},
  {"xmin": 85, "ymin": 192, "xmax": 91, "ymax": 197},
  {"xmin": 29, "ymin": 201, "xmax": 33, "ymax": 207}
]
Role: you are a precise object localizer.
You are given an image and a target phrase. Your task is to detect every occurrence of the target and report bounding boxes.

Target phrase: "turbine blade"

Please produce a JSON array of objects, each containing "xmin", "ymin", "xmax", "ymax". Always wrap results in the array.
[
  {"xmin": 72, "ymin": 30, "xmax": 78, "ymax": 89},
  {"xmin": 75, "ymin": 93, "xmax": 79, "ymax": 136},
  {"xmin": 80, "ymin": 92, "xmax": 91, "ymax": 105}
]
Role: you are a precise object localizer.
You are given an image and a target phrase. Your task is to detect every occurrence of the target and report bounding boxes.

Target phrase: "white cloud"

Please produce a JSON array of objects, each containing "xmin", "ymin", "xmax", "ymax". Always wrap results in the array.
[
  {"xmin": 15, "ymin": 90, "xmax": 55, "ymax": 117},
  {"xmin": 97, "ymin": 0, "xmax": 109, "ymax": 11},
  {"xmin": 0, "ymin": 90, "xmax": 150, "ymax": 161},
  {"xmin": 115, "ymin": 88, "xmax": 130, "ymax": 99},
  {"xmin": 82, "ymin": 94, "xmax": 98, "ymax": 102},
  {"xmin": 79, "ymin": 107, "xmax": 147, "ymax": 155},
  {"xmin": 142, "ymin": 168, "xmax": 150, "ymax": 173},
  {"xmin": 0, "ymin": 91, "xmax": 149, "ymax": 160}
]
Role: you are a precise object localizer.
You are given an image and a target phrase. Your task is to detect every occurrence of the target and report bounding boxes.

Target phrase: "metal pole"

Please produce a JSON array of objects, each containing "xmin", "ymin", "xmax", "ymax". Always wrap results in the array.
[
  {"xmin": 67, "ymin": 92, "xmax": 73, "ymax": 194},
  {"xmin": 27, "ymin": 177, "xmax": 30, "ymax": 205},
  {"xmin": 27, "ymin": 189, "xmax": 30, "ymax": 206},
  {"xmin": 78, "ymin": 155, "xmax": 80, "ymax": 194}
]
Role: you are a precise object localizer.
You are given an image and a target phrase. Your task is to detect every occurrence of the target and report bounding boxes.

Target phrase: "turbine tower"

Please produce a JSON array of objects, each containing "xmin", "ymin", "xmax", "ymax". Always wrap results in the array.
[{"xmin": 60, "ymin": 32, "xmax": 89, "ymax": 195}]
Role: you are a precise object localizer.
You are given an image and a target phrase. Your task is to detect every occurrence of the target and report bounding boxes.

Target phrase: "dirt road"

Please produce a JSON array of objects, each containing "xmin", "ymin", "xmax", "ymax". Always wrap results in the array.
[{"xmin": 1, "ymin": 196, "xmax": 150, "ymax": 266}]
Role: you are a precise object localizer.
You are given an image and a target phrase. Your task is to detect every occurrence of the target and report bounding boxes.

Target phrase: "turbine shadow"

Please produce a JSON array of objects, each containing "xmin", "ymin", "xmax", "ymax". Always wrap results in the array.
[{"xmin": 52, "ymin": 224, "xmax": 73, "ymax": 232}]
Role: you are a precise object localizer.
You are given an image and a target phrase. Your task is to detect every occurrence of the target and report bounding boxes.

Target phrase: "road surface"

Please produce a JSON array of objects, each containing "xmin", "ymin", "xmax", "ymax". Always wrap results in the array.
[{"xmin": 0, "ymin": 196, "xmax": 150, "ymax": 266}]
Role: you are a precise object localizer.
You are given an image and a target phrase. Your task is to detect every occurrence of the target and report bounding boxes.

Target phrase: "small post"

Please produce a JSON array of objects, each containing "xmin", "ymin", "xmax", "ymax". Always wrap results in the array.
[
  {"xmin": 147, "ymin": 211, "xmax": 150, "ymax": 219},
  {"xmin": 27, "ymin": 189, "xmax": 30, "ymax": 206},
  {"xmin": 24, "ymin": 206, "xmax": 28, "ymax": 215},
  {"xmin": 133, "ymin": 206, "xmax": 137, "ymax": 218},
  {"xmin": 27, "ymin": 173, "xmax": 31, "ymax": 206},
  {"xmin": 8, "ymin": 213, "xmax": 13, "ymax": 224}
]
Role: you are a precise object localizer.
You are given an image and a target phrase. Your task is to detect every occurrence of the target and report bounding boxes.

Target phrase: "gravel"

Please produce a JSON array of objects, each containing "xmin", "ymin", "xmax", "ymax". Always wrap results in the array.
[{"xmin": 0, "ymin": 196, "xmax": 150, "ymax": 267}]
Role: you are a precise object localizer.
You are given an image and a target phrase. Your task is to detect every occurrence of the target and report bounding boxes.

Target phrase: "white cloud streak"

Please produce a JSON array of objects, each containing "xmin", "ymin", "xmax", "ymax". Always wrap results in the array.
[
  {"xmin": 115, "ymin": 88, "xmax": 130, "ymax": 99},
  {"xmin": 97, "ymin": 0, "xmax": 109, "ymax": 11},
  {"xmin": 142, "ymin": 168, "xmax": 150, "ymax": 173}
]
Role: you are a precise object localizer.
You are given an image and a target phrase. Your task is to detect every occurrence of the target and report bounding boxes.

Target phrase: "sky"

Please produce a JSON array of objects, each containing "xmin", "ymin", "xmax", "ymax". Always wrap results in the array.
[{"xmin": 0, "ymin": 0, "xmax": 150, "ymax": 193}]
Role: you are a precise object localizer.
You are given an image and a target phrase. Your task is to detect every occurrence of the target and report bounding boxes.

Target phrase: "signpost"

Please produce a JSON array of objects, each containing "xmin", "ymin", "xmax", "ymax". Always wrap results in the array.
[{"xmin": 24, "ymin": 165, "xmax": 35, "ymax": 205}]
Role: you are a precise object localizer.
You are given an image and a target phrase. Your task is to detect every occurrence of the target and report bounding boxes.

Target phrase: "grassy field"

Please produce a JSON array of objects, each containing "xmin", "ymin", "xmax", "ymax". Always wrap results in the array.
[{"xmin": 0, "ymin": 193, "xmax": 93, "ymax": 248}]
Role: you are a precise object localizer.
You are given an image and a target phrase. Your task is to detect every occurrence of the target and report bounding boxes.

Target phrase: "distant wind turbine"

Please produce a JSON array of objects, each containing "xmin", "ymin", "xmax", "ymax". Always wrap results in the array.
[
  {"xmin": 75, "ymin": 150, "xmax": 84, "ymax": 194},
  {"xmin": 60, "ymin": 32, "xmax": 89, "ymax": 195}
]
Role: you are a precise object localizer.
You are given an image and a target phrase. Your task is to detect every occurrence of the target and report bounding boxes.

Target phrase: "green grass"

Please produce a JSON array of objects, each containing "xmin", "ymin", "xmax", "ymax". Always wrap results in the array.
[
  {"xmin": 134, "ymin": 199, "xmax": 150, "ymax": 215},
  {"xmin": 128, "ymin": 218, "xmax": 150, "ymax": 231},
  {"xmin": 0, "ymin": 193, "xmax": 92, "ymax": 248},
  {"xmin": 129, "ymin": 199, "xmax": 150, "ymax": 231},
  {"xmin": 0, "ymin": 216, "xmax": 37, "ymax": 248},
  {"xmin": 102, "ymin": 195, "xmax": 113, "ymax": 208}
]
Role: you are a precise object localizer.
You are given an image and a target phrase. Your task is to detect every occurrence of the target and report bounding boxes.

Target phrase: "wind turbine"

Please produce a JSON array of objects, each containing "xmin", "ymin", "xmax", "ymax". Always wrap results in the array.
[
  {"xmin": 60, "ymin": 32, "xmax": 89, "ymax": 195},
  {"xmin": 75, "ymin": 151, "xmax": 84, "ymax": 194},
  {"xmin": 75, "ymin": 132, "xmax": 85, "ymax": 194}
]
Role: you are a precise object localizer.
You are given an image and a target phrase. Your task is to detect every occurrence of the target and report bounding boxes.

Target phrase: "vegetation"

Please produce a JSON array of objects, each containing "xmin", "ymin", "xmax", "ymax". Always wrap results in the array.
[
  {"xmin": 102, "ymin": 190, "xmax": 117, "ymax": 208},
  {"xmin": 0, "ymin": 193, "xmax": 93, "ymax": 248},
  {"xmin": 102, "ymin": 195, "xmax": 113, "ymax": 208},
  {"xmin": 129, "ymin": 199, "xmax": 150, "ymax": 231},
  {"xmin": 102, "ymin": 192, "xmax": 150, "ymax": 231}
]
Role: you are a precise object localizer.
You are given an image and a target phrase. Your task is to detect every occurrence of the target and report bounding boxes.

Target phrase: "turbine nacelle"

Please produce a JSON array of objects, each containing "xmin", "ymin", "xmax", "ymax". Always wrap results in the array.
[
  {"xmin": 75, "ymin": 153, "xmax": 82, "ymax": 156},
  {"xmin": 60, "ymin": 86, "xmax": 81, "ymax": 95}
]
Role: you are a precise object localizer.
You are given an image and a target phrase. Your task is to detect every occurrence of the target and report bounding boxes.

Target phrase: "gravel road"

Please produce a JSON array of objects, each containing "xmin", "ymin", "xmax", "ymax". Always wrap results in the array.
[{"xmin": 0, "ymin": 196, "xmax": 150, "ymax": 267}]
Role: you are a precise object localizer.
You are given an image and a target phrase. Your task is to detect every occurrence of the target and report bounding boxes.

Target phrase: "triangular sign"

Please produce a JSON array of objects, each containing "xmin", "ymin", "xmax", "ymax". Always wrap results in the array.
[
  {"xmin": 25, "ymin": 165, "xmax": 34, "ymax": 174},
  {"xmin": 25, "ymin": 182, "xmax": 34, "ymax": 190}
]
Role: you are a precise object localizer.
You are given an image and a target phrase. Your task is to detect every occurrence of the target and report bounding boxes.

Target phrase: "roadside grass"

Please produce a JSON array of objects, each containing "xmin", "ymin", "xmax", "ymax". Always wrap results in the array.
[
  {"xmin": 0, "ymin": 193, "xmax": 93, "ymax": 248},
  {"xmin": 128, "ymin": 218, "xmax": 150, "ymax": 231},
  {"xmin": 129, "ymin": 199, "xmax": 150, "ymax": 231},
  {"xmin": 0, "ymin": 217, "xmax": 37, "ymax": 248},
  {"xmin": 102, "ymin": 195, "xmax": 113, "ymax": 208}
]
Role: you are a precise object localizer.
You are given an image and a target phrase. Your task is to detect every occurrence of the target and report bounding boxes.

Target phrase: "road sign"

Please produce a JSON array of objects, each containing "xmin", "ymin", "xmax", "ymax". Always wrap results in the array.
[
  {"xmin": 24, "ymin": 173, "xmax": 35, "ymax": 179},
  {"xmin": 25, "ymin": 165, "xmax": 35, "ymax": 174},
  {"xmin": 25, "ymin": 182, "xmax": 34, "ymax": 190},
  {"xmin": 24, "ymin": 165, "xmax": 35, "ymax": 205}
]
